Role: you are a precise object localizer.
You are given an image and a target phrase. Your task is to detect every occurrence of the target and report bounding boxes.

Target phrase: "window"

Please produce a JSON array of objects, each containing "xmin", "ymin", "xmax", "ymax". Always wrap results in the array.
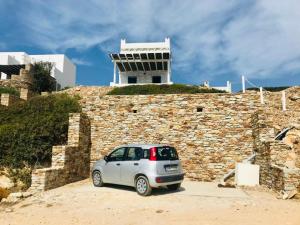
[
  {"xmin": 126, "ymin": 147, "xmax": 143, "ymax": 161},
  {"xmin": 108, "ymin": 148, "xmax": 126, "ymax": 161},
  {"xmin": 156, "ymin": 146, "xmax": 179, "ymax": 161},
  {"xmin": 152, "ymin": 76, "xmax": 161, "ymax": 83},
  {"xmin": 128, "ymin": 76, "xmax": 137, "ymax": 84}
]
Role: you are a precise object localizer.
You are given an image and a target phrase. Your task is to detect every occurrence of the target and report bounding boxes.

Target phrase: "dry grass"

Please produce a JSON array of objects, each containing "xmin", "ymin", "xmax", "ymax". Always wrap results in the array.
[{"xmin": 0, "ymin": 187, "xmax": 10, "ymax": 201}]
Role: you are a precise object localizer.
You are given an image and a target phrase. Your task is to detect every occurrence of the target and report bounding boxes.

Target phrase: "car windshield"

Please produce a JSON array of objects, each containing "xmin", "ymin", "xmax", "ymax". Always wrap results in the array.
[{"xmin": 156, "ymin": 146, "xmax": 179, "ymax": 161}]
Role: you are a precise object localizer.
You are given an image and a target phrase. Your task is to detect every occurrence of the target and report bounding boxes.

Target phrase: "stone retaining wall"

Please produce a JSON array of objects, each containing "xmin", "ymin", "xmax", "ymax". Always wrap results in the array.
[
  {"xmin": 30, "ymin": 86, "xmax": 299, "ymax": 190},
  {"xmin": 79, "ymin": 92, "xmax": 264, "ymax": 181},
  {"xmin": 30, "ymin": 113, "xmax": 91, "ymax": 191}
]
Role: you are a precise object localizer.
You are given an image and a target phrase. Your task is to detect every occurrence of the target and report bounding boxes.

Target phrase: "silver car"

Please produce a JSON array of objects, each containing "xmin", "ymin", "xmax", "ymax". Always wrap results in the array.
[{"xmin": 92, "ymin": 144, "xmax": 184, "ymax": 196}]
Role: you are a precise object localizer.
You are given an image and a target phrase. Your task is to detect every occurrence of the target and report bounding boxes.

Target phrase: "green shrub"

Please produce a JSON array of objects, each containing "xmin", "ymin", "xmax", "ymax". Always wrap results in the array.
[
  {"xmin": 0, "ymin": 93, "xmax": 81, "ymax": 168},
  {"xmin": 107, "ymin": 84, "xmax": 226, "ymax": 95},
  {"xmin": 0, "ymin": 86, "xmax": 20, "ymax": 96},
  {"xmin": 7, "ymin": 167, "xmax": 32, "ymax": 191},
  {"xmin": 31, "ymin": 62, "xmax": 56, "ymax": 93}
]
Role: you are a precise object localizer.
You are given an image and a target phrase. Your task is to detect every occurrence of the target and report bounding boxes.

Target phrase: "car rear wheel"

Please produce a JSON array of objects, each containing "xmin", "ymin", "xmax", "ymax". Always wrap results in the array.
[
  {"xmin": 135, "ymin": 176, "xmax": 152, "ymax": 196},
  {"xmin": 167, "ymin": 183, "xmax": 181, "ymax": 191},
  {"xmin": 92, "ymin": 171, "xmax": 104, "ymax": 187}
]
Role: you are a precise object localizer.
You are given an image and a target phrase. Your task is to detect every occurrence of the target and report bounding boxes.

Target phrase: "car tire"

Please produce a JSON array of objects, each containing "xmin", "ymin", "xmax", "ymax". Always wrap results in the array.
[
  {"xmin": 92, "ymin": 171, "xmax": 104, "ymax": 187},
  {"xmin": 167, "ymin": 183, "xmax": 181, "ymax": 191},
  {"xmin": 135, "ymin": 176, "xmax": 152, "ymax": 196}
]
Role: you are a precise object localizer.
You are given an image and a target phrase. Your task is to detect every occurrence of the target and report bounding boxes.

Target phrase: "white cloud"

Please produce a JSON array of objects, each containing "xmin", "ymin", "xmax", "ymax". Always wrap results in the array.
[
  {"xmin": 9, "ymin": 0, "xmax": 300, "ymax": 83},
  {"xmin": 71, "ymin": 58, "xmax": 92, "ymax": 66}
]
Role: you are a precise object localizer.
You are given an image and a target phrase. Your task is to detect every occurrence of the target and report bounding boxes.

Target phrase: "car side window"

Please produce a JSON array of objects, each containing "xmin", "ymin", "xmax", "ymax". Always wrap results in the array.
[
  {"xmin": 108, "ymin": 148, "xmax": 126, "ymax": 161},
  {"xmin": 126, "ymin": 147, "xmax": 143, "ymax": 161}
]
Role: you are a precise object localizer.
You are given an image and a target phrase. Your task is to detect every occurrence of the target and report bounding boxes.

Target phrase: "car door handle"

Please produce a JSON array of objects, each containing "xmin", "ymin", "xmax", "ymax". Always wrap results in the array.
[
  {"xmin": 134, "ymin": 163, "xmax": 139, "ymax": 166},
  {"xmin": 116, "ymin": 163, "xmax": 120, "ymax": 166}
]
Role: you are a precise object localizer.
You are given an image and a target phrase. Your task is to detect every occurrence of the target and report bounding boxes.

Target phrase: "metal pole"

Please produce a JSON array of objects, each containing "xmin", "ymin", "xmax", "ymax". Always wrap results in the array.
[
  {"xmin": 260, "ymin": 87, "xmax": 264, "ymax": 104},
  {"xmin": 113, "ymin": 62, "xmax": 116, "ymax": 84},
  {"xmin": 282, "ymin": 91, "xmax": 286, "ymax": 111},
  {"xmin": 242, "ymin": 75, "xmax": 246, "ymax": 93}
]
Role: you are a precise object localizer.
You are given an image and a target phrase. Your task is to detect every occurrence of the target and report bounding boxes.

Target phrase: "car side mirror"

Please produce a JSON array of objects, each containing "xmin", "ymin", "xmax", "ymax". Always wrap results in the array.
[{"xmin": 104, "ymin": 156, "xmax": 108, "ymax": 162}]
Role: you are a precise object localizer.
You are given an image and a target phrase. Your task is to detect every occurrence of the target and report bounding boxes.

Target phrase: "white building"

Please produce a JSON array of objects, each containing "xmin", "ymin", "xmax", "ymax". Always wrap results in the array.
[
  {"xmin": 0, "ymin": 52, "xmax": 76, "ymax": 88},
  {"xmin": 203, "ymin": 81, "xmax": 232, "ymax": 93},
  {"xmin": 109, "ymin": 38, "xmax": 173, "ymax": 86}
]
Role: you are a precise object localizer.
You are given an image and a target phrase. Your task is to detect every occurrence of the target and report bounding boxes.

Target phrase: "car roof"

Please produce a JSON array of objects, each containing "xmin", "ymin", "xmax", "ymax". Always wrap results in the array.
[{"xmin": 117, "ymin": 144, "xmax": 170, "ymax": 149}]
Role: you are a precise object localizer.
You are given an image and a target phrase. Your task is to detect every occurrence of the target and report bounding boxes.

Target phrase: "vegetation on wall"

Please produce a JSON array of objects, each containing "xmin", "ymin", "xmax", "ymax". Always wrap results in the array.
[
  {"xmin": 246, "ymin": 86, "xmax": 290, "ymax": 92},
  {"xmin": 0, "ymin": 94, "xmax": 81, "ymax": 169},
  {"xmin": 31, "ymin": 62, "xmax": 57, "ymax": 93},
  {"xmin": 0, "ymin": 86, "xmax": 20, "ymax": 96},
  {"xmin": 107, "ymin": 84, "xmax": 226, "ymax": 95}
]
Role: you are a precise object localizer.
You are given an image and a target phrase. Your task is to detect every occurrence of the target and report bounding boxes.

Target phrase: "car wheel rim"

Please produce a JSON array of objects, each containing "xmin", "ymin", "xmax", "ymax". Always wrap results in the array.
[
  {"xmin": 93, "ymin": 172, "xmax": 101, "ymax": 185},
  {"xmin": 137, "ymin": 178, "xmax": 147, "ymax": 193}
]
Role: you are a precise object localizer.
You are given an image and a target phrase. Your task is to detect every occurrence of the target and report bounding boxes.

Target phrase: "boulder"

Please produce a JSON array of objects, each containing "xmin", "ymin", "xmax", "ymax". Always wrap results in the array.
[{"xmin": 0, "ymin": 175, "xmax": 14, "ymax": 189}]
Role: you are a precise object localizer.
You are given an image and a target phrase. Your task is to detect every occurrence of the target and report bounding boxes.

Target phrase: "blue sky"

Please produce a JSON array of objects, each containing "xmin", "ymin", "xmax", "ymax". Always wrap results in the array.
[{"xmin": 0, "ymin": 0, "xmax": 300, "ymax": 91}]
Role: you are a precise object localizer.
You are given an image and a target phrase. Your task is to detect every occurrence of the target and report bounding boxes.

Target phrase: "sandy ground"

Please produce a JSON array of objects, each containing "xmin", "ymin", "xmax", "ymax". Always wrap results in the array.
[{"xmin": 0, "ymin": 179, "xmax": 300, "ymax": 225}]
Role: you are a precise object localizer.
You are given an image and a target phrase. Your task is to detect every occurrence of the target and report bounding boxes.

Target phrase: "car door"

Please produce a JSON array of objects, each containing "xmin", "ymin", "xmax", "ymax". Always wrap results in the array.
[
  {"xmin": 121, "ymin": 147, "xmax": 143, "ymax": 186},
  {"xmin": 102, "ymin": 147, "xmax": 126, "ymax": 184}
]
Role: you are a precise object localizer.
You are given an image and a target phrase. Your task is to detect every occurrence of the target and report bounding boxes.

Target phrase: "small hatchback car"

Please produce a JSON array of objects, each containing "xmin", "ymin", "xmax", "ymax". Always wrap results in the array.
[{"xmin": 92, "ymin": 144, "xmax": 184, "ymax": 196}]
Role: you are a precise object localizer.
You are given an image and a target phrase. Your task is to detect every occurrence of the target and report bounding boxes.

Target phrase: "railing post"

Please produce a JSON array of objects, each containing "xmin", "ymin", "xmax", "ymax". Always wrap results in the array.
[
  {"xmin": 242, "ymin": 75, "xmax": 246, "ymax": 93},
  {"xmin": 282, "ymin": 91, "xmax": 286, "ymax": 111},
  {"xmin": 260, "ymin": 87, "xmax": 264, "ymax": 104}
]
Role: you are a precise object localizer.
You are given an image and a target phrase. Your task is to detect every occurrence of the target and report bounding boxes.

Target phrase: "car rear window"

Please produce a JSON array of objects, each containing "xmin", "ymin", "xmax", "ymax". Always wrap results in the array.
[{"xmin": 156, "ymin": 146, "xmax": 179, "ymax": 161}]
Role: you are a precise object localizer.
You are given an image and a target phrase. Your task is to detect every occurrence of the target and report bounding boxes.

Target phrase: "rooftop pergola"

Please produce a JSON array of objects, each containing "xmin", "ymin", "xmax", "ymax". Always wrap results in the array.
[
  {"xmin": 109, "ymin": 38, "xmax": 172, "ymax": 86},
  {"xmin": 109, "ymin": 52, "xmax": 170, "ymax": 72}
]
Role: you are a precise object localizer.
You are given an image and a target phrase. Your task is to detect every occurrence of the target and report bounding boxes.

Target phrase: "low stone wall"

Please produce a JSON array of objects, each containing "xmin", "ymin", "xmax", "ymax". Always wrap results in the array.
[
  {"xmin": 0, "ymin": 93, "xmax": 21, "ymax": 106},
  {"xmin": 0, "ymin": 88, "xmax": 33, "ymax": 106},
  {"xmin": 252, "ymin": 111, "xmax": 300, "ymax": 192},
  {"xmin": 30, "ymin": 113, "xmax": 91, "ymax": 191}
]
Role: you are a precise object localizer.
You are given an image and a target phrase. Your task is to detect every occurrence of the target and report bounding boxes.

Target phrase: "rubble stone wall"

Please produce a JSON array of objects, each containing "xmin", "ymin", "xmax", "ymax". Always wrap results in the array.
[
  {"xmin": 252, "ymin": 111, "xmax": 300, "ymax": 192},
  {"xmin": 0, "ymin": 93, "xmax": 21, "ymax": 106},
  {"xmin": 78, "ymin": 92, "xmax": 265, "ymax": 181},
  {"xmin": 30, "ymin": 113, "xmax": 91, "ymax": 191},
  {"xmin": 0, "ymin": 65, "xmax": 34, "ymax": 90}
]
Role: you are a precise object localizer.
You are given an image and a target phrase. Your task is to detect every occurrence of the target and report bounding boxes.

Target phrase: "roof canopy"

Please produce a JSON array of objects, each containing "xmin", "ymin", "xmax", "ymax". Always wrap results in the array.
[
  {"xmin": 0, "ymin": 64, "xmax": 25, "ymax": 75},
  {"xmin": 109, "ymin": 52, "xmax": 170, "ymax": 72}
]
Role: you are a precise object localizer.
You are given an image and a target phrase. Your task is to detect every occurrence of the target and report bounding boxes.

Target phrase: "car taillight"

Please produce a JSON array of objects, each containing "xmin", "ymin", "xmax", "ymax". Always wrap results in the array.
[{"xmin": 149, "ymin": 147, "xmax": 157, "ymax": 161}]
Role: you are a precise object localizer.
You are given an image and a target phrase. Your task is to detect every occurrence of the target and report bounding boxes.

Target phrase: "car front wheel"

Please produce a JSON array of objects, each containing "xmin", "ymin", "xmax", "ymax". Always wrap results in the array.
[
  {"xmin": 135, "ymin": 176, "xmax": 152, "ymax": 196},
  {"xmin": 92, "ymin": 171, "xmax": 104, "ymax": 187}
]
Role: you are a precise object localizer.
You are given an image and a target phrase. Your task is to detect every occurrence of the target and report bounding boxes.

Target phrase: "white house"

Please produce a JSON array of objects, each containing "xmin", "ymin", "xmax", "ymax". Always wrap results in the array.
[
  {"xmin": 0, "ymin": 52, "xmax": 76, "ymax": 88},
  {"xmin": 109, "ymin": 38, "xmax": 173, "ymax": 86}
]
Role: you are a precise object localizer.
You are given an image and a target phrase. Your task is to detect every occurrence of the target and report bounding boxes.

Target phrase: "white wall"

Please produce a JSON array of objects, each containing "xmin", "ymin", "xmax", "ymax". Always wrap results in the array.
[
  {"xmin": 30, "ymin": 54, "xmax": 76, "ymax": 88},
  {"xmin": 0, "ymin": 52, "xmax": 76, "ymax": 88},
  {"xmin": 0, "ymin": 52, "xmax": 29, "ymax": 65},
  {"xmin": 119, "ymin": 71, "xmax": 168, "ymax": 85}
]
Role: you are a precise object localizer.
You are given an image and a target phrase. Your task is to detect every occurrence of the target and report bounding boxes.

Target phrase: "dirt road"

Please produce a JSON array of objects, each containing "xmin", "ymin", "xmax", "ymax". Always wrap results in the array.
[{"xmin": 1, "ymin": 179, "xmax": 300, "ymax": 225}]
